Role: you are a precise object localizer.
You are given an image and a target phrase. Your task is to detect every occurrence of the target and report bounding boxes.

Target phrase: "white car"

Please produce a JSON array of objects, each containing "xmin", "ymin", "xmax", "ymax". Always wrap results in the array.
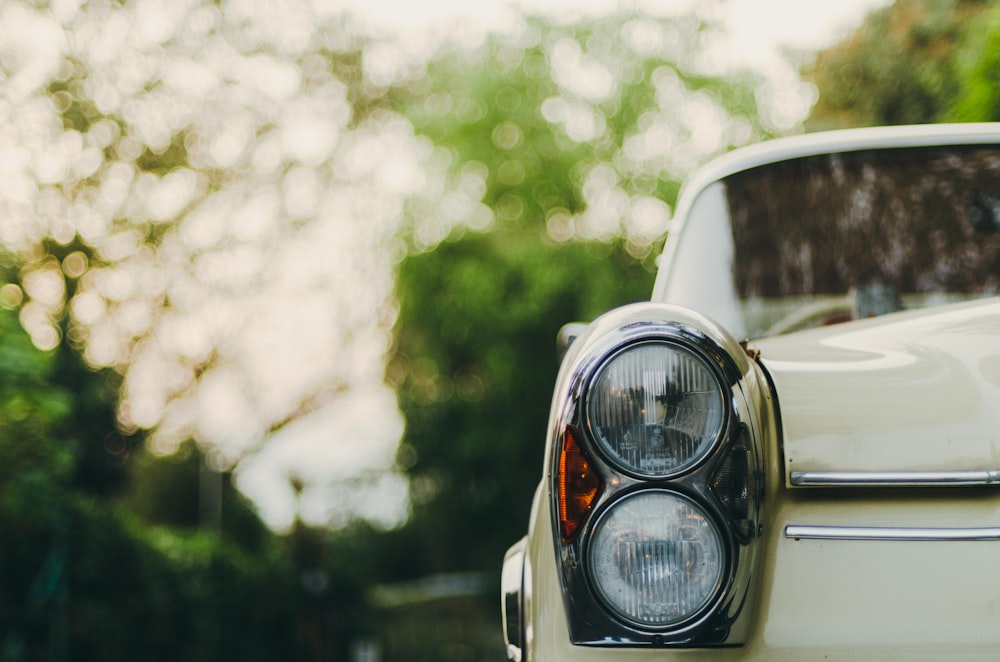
[{"xmin": 502, "ymin": 123, "xmax": 1000, "ymax": 660}]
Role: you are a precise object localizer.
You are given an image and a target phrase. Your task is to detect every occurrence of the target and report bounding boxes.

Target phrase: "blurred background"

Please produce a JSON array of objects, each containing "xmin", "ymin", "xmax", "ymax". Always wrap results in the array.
[{"xmin": 0, "ymin": 0, "xmax": 996, "ymax": 659}]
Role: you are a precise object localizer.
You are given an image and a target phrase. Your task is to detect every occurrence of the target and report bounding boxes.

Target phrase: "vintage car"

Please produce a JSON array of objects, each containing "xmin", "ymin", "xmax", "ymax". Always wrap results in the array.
[{"xmin": 501, "ymin": 123, "xmax": 1000, "ymax": 660}]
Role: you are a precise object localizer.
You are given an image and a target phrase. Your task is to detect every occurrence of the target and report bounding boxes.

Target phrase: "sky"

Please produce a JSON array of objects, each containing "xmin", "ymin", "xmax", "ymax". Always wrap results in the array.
[{"xmin": 337, "ymin": 0, "xmax": 893, "ymax": 66}]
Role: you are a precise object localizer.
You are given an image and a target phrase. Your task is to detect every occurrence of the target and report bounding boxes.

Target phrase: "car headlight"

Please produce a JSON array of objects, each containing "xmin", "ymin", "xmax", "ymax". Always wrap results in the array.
[
  {"xmin": 587, "ymin": 342, "xmax": 726, "ymax": 477},
  {"xmin": 588, "ymin": 490, "xmax": 725, "ymax": 628},
  {"xmin": 550, "ymin": 308, "xmax": 764, "ymax": 647}
]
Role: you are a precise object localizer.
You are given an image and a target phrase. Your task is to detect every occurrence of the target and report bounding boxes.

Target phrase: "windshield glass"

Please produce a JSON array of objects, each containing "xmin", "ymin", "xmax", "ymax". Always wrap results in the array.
[{"xmin": 660, "ymin": 144, "xmax": 1000, "ymax": 339}]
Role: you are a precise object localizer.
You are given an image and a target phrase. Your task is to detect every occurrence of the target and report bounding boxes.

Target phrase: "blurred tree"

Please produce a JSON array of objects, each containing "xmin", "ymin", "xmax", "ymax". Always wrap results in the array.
[
  {"xmin": 0, "ymin": 0, "xmax": 427, "ymax": 528},
  {"xmin": 0, "ymin": 303, "xmax": 318, "ymax": 660},
  {"xmin": 399, "ymin": 12, "xmax": 777, "ymax": 257},
  {"xmin": 950, "ymin": 2, "xmax": 1000, "ymax": 121},
  {"xmin": 0, "ymin": 306, "xmax": 76, "ymax": 659},
  {"xmin": 805, "ymin": 0, "xmax": 990, "ymax": 129}
]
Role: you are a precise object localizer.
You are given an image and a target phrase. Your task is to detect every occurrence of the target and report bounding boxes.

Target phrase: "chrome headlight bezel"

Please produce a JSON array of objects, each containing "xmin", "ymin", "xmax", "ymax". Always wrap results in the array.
[
  {"xmin": 549, "ymin": 307, "xmax": 766, "ymax": 649},
  {"xmin": 501, "ymin": 537, "xmax": 527, "ymax": 662}
]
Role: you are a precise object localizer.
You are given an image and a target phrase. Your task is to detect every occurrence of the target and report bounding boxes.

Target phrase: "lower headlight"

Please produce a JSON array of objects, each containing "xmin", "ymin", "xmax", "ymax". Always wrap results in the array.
[{"xmin": 588, "ymin": 490, "xmax": 724, "ymax": 629}]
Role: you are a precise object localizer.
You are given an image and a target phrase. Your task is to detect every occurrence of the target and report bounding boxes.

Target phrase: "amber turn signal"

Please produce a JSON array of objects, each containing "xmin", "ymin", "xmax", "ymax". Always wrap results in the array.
[{"xmin": 558, "ymin": 426, "xmax": 603, "ymax": 543}]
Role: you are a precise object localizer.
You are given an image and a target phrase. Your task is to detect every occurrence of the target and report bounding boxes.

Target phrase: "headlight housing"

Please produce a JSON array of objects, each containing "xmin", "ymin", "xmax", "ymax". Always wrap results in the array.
[{"xmin": 550, "ymin": 306, "xmax": 766, "ymax": 648}]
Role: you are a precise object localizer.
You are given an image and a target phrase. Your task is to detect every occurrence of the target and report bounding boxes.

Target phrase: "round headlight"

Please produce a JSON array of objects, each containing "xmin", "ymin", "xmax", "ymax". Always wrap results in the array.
[
  {"xmin": 588, "ymin": 491, "xmax": 724, "ymax": 628},
  {"xmin": 587, "ymin": 342, "xmax": 726, "ymax": 477}
]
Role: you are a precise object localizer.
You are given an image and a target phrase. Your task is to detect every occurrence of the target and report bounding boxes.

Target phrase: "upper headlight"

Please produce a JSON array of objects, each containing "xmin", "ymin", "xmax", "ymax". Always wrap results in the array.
[{"xmin": 586, "ymin": 341, "xmax": 726, "ymax": 478}]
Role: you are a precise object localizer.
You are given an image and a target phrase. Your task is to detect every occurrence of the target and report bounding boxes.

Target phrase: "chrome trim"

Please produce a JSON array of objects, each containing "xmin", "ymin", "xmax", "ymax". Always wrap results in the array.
[
  {"xmin": 557, "ymin": 322, "xmax": 587, "ymax": 362},
  {"xmin": 501, "ymin": 538, "xmax": 526, "ymax": 662},
  {"xmin": 789, "ymin": 470, "xmax": 1000, "ymax": 487},
  {"xmin": 786, "ymin": 525, "xmax": 1000, "ymax": 541}
]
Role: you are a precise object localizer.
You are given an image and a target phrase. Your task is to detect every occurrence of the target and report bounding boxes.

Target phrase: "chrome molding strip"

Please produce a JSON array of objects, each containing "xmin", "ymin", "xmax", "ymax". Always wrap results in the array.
[
  {"xmin": 789, "ymin": 470, "xmax": 1000, "ymax": 487},
  {"xmin": 501, "ymin": 538, "xmax": 526, "ymax": 662},
  {"xmin": 786, "ymin": 525, "xmax": 1000, "ymax": 541}
]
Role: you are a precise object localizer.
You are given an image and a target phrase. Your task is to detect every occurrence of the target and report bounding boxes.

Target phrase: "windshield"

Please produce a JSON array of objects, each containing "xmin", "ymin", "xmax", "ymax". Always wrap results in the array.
[{"xmin": 660, "ymin": 144, "xmax": 1000, "ymax": 339}]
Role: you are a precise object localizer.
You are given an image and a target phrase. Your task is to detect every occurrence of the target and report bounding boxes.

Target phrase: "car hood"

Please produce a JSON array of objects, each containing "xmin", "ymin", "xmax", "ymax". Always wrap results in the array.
[{"xmin": 755, "ymin": 297, "xmax": 1000, "ymax": 482}]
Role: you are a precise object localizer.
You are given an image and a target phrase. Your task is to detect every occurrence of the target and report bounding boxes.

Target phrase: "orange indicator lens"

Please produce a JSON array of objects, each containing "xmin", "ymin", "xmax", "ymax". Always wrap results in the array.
[{"xmin": 558, "ymin": 427, "xmax": 603, "ymax": 543}]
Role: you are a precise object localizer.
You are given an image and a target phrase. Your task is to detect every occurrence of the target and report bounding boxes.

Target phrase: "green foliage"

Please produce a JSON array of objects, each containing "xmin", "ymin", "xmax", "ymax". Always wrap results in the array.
[
  {"xmin": 0, "ymin": 310, "xmax": 74, "ymax": 528},
  {"xmin": 806, "ymin": 0, "xmax": 992, "ymax": 129},
  {"xmin": 55, "ymin": 499, "xmax": 301, "ymax": 662},
  {"xmin": 0, "ymin": 308, "xmax": 323, "ymax": 660},
  {"xmin": 135, "ymin": 132, "xmax": 191, "ymax": 176},
  {"xmin": 122, "ymin": 443, "xmax": 275, "ymax": 551},
  {"xmin": 950, "ymin": 3, "xmax": 1000, "ymax": 121},
  {"xmin": 399, "ymin": 12, "xmax": 770, "ymax": 255},
  {"xmin": 404, "ymin": 37, "xmax": 590, "ymax": 227}
]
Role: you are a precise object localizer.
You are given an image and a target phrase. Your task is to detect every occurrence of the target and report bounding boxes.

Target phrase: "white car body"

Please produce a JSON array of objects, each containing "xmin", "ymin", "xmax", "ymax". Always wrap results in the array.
[{"xmin": 503, "ymin": 124, "xmax": 1000, "ymax": 660}]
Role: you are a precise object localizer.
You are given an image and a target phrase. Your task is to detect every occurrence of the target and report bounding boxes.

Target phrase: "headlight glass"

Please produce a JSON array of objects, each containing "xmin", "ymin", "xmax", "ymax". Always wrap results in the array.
[
  {"xmin": 587, "ymin": 342, "xmax": 725, "ymax": 477},
  {"xmin": 588, "ymin": 491, "xmax": 724, "ymax": 628}
]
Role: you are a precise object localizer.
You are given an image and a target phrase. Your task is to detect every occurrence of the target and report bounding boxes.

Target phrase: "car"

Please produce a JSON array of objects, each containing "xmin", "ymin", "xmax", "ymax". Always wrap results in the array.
[{"xmin": 501, "ymin": 123, "xmax": 1000, "ymax": 660}]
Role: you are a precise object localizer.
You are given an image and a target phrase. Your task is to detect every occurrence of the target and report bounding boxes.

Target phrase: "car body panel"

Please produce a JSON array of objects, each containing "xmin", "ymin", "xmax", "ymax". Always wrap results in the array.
[{"xmin": 756, "ymin": 297, "xmax": 1000, "ymax": 478}]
